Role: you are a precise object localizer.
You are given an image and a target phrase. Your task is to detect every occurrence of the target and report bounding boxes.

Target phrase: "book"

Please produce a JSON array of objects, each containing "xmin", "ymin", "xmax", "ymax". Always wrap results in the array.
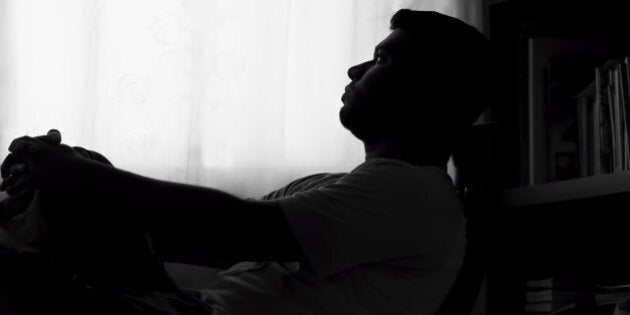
[
  {"xmin": 545, "ymin": 54, "xmax": 594, "ymax": 182},
  {"xmin": 525, "ymin": 278, "xmax": 593, "ymax": 290},
  {"xmin": 573, "ymin": 59, "xmax": 630, "ymax": 177},
  {"xmin": 620, "ymin": 58, "xmax": 630, "ymax": 170},
  {"xmin": 525, "ymin": 301, "xmax": 579, "ymax": 314},
  {"xmin": 608, "ymin": 65, "xmax": 623, "ymax": 172},
  {"xmin": 526, "ymin": 38, "xmax": 630, "ymax": 184},
  {"xmin": 524, "ymin": 277, "xmax": 595, "ymax": 313},
  {"xmin": 596, "ymin": 291, "xmax": 630, "ymax": 306},
  {"xmin": 593, "ymin": 71, "xmax": 602, "ymax": 176},
  {"xmin": 526, "ymin": 289, "xmax": 593, "ymax": 303},
  {"xmin": 576, "ymin": 82, "xmax": 595, "ymax": 176},
  {"xmin": 598, "ymin": 283, "xmax": 630, "ymax": 290},
  {"xmin": 524, "ymin": 278, "xmax": 630, "ymax": 313},
  {"xmin": 595, "ymin": 283, "xmax": 630, "ymax": 306},
  {"xmin": 596, "ymin": 65, "xmax": 614, "ymax": 174}
]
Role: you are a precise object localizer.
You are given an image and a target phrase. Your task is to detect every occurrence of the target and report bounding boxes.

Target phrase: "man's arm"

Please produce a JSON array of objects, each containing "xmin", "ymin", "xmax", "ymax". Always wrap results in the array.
[
  {"xmin": 70, "ymin": 160, "xmax": 307, "ymax": 267},
  {"xmin": 1, "ymin": 137, "xmax": 307, "ymax": 268},
  {"xmin": 135, "ymin": 172, "xmax": 307, "ymax": 266}
]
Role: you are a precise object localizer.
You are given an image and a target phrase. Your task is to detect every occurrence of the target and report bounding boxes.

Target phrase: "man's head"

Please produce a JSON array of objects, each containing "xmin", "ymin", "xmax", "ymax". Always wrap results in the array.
[{"xmin": 340, "ymin": 9, "xmax": 492, "ymax": 161}]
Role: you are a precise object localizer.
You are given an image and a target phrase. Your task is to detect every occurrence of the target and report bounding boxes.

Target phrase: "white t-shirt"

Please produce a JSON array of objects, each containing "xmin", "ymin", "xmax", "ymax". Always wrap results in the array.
[{"xmin": 199, "ymin": 158, "xmax": 465, "ymax": 314}]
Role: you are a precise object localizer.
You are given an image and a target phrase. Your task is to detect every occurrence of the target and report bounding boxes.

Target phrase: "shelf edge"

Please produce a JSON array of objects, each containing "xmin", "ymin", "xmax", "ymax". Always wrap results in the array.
[{"xmin": 501, "ymin": 171, "xmax": 630, "ymax": 208}]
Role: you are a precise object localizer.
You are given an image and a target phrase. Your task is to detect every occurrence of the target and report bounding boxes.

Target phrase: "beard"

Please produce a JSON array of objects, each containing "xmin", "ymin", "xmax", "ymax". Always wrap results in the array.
[
  {"xmin": 339, "ymin": 100, "xmax": 384, "ymax": 142},
  {"xmin": 339, "ymin": 105, "xmax": 361, "ymax": 138}
]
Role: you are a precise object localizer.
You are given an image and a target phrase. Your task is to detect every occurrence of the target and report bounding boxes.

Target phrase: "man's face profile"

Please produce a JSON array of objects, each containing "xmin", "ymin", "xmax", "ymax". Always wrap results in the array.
[{"xmin": 339, "ymin": 29, "xmax": 417, "ymax": 142}]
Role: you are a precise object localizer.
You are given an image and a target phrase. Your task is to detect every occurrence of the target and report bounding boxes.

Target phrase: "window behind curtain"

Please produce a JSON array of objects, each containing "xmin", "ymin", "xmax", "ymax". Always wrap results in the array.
[{"xmin": 0, "ymin": 0, "xmax": 479, "ymax": 197}]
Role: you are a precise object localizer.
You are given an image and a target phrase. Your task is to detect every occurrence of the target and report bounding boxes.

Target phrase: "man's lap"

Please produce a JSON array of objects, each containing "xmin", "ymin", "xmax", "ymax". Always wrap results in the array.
[
  {"xmin": 0, "ymin": 250, "xmax": 216, "ymax": 315},
  {"xmin": 0, "ymin": 201, "xmax": 215, "ymax": 315}
]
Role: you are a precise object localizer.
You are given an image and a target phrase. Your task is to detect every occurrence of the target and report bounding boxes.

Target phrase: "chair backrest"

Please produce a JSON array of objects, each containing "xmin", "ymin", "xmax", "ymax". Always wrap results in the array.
[{"xmin": 436, "ymin": 122, "xmax": 498, "ymax": 315}]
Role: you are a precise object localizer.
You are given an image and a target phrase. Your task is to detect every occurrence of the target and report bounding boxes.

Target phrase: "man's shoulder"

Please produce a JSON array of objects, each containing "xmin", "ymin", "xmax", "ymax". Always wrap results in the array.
[
  {"xmin": 349, "ymin": 158, "xmax": 452, "ymax": 188},
  {"xmin": 262, "ymin": 172, "xmax": 347, "ymax": 200}
]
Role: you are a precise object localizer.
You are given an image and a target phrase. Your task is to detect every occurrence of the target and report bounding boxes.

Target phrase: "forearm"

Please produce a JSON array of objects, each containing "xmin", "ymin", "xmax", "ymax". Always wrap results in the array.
[{"xmin": 67, "ymin": 159, "xmax": 303, "ymax": 266}]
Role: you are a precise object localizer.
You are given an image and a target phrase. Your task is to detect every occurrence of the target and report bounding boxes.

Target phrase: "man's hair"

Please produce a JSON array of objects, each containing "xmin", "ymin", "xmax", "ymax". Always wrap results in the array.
[{"xmin": 389, "ymin": 9, "xmax": 492, "ymax": 133}]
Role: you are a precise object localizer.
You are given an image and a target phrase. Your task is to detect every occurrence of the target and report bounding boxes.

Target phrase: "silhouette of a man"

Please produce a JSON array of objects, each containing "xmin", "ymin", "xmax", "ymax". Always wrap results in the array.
[{"xmin": 0, "ymin": 9, "xmax": 491, "ymax": 315}]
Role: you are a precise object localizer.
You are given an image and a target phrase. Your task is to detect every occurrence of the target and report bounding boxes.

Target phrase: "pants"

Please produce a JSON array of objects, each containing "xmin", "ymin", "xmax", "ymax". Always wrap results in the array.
[{"xmin": 0, "ymin": 189, "xmax": 216, "ymax": 315}]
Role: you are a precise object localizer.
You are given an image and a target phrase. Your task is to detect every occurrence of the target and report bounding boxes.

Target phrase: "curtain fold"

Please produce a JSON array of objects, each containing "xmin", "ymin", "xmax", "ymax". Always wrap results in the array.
[{"xmin": 0, "ymin": 0, "xmax": 479, "ymax": 197}]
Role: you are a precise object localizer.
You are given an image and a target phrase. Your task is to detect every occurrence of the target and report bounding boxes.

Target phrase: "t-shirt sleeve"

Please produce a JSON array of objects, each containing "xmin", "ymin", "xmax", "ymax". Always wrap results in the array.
[
  {"xmin": 260, "ymin": 173, "xmax": 347, "ymax": 201},
  {"xmin": 278, "ymin": 160, "xmax": 463, "ymax": 278}
]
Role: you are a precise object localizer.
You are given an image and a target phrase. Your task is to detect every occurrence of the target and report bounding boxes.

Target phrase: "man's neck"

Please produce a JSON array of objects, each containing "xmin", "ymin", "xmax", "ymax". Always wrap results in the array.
[{"xmin": 364, "ymin": 140, "xmax": 448, "ymax": 169}]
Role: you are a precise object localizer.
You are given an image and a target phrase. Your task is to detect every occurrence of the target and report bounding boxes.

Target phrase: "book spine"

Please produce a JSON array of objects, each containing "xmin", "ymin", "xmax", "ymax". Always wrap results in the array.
[
  {"xmin": 577, "ymin": 96, "xmax": 589, "ymax": 176},
  {"xmin": 610, "ymin": 67, "xmax": 624, "ymax": 172},
  {"xmin": 599, "ymin": 66, "xmax": 614, "ymax": 174},
  {"xmin": 593, "ymin": 68, "xmax": 602, "ymax": 175},
  {"xmin": 623, "ymin": 57, "xmax": 630, "ymax": 170}
]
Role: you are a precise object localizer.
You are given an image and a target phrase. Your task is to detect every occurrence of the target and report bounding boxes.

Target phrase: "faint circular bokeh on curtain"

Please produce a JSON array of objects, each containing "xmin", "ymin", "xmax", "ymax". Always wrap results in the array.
[{"xmin": 0, "ymin": 0, "xmax": 481, "ymax": 197}]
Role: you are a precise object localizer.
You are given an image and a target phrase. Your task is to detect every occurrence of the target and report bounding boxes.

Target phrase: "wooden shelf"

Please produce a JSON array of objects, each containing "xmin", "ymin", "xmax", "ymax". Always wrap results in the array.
[{"xmin": 501, "ymin": 171, "xmax": 630, "ymax": 208}]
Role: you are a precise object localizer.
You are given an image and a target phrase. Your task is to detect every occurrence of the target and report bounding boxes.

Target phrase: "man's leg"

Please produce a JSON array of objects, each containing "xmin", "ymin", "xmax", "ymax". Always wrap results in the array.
[
  {"xmin": 0, "ymin": 247, "xmax": 93, "ymax": 314},
  {"xmin": 36, "ymin": 188, "xmax": 178, "ymax": 295},
  {"xmin": 1, "ymin": 182, "xmax": 226, "ymax": 314}
]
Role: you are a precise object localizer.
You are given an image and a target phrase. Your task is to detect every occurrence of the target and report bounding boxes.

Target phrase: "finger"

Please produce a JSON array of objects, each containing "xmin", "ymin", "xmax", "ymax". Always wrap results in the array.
[
  {"xmin": 1, "ymin": 153, "xmax": 20, "ymax": 178},
  {"xmin": 0, "ymin": 178, "xmax": 8, "ymax": 192},
  {"xmin": 47, "ymin": 129, "xmax": 62, "ymax": 145},
  {"xmin": 9, "ymin": 174, "xmax": 33, "ymax": 196},
  {"xmin": 5, "ymin": 177, "xmax": 21, "ymax": 195},
  {"xmin": 33, "ymin": 130, "xmax": 62, "ymax": 146},
  {"xmin": 10, "ymin": 163, "xmax": 27, "ymax": 177},
  {"xmin": 8, "ymin": 136, "xmax": 36, "ymax": 154},
  {"xmin": 0, "ymin": 190, "xmax": 33, "ymax": 219},
  {"xmin": 0, "ymin": 165, "xmax": 26, "ymax": 192}
]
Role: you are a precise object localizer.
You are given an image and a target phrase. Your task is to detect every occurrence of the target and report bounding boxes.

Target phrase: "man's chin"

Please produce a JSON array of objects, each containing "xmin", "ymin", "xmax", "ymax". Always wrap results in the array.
[
  {"xmin": 338, "ymin": 106, "xmax": 351, "ymax": 129},
  {"xmin": 339, "ymin": 107, "xmax": 366, "ymax": 140}
]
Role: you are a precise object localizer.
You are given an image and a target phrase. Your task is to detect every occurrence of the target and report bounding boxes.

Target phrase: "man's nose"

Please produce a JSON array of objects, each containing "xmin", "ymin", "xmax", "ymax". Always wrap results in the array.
[{"xmin": 347, "ymin": 60, "xmax": 372, "ymax": 80}]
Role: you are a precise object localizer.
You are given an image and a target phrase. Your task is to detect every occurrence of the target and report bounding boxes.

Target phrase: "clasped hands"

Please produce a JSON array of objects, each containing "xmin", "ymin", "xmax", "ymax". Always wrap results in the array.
[
  {"xmin": 0, "ymin": 130, "xmax": 118, "ymax": 251},
  {"xmin": 0, "ymin": 129, "xmax": 88, "ymax": 196}
]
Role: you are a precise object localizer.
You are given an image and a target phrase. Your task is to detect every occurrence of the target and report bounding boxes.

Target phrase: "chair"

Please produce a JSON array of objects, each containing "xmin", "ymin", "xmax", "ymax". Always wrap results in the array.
[{"xmin": 436, "ymin": 122, "xmax": 499, "ymax": 315}]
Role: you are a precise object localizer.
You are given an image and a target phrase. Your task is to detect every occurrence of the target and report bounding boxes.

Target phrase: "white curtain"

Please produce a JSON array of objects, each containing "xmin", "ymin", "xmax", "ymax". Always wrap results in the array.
[{"xmin": 0, "ymin": 0, "xmax": 479, "ymax": 198}]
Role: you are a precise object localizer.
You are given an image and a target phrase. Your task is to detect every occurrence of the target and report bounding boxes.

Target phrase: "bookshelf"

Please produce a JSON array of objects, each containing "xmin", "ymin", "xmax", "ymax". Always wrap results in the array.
[
  {"xmin": 501, "ymin": 170, "xmax": 630, "ymax": 208},
  {"xmin": 486, "ymin": 0, "xmax": 630, "ymax": 314}
]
